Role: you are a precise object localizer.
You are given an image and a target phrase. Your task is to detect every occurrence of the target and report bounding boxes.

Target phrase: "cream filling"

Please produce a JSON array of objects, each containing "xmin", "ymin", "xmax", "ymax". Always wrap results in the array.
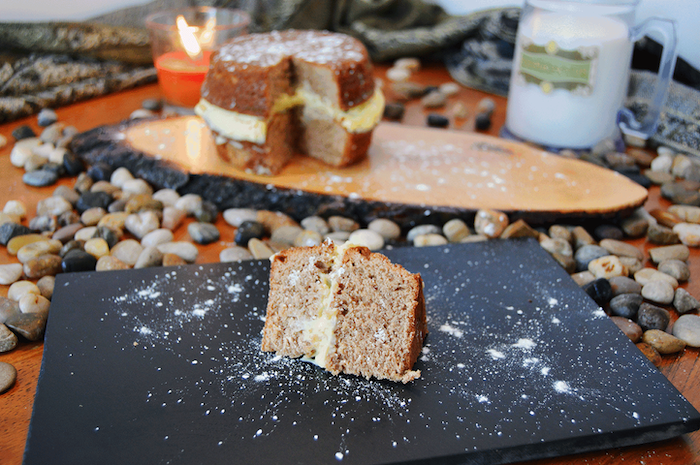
[
  {"xmin": 301, "ymin": 241, "xmax": 357, "ymax": 367},
  {"xmin": 194, "ymin": 87, "xmax": 385, "ymax": 145}
]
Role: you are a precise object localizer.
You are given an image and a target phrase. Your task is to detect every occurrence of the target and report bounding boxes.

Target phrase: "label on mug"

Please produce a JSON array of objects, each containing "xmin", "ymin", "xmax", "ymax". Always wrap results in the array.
[{"xmin": 516, "ymin": 39, "xmax": 598, "ymax": 96}]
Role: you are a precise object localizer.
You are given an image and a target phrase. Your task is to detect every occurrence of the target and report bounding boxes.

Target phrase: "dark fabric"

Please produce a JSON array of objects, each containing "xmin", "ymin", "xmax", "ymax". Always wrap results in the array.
[{"xmin": 1, "ymin": 0, "xmax": 699, "ymax": 155}]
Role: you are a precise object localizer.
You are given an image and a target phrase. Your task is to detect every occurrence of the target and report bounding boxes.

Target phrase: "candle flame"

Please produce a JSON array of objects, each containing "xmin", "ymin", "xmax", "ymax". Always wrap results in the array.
[{"xmin": 176, "ymin": 15, "xmax": 202, "ymax": 60}]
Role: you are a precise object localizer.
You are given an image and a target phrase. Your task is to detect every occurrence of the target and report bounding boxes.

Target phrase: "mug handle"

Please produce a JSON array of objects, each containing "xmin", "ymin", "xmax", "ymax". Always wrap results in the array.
[{"xmin": 618, "ymin": 18, "xmax": 678, "ymax": 142}]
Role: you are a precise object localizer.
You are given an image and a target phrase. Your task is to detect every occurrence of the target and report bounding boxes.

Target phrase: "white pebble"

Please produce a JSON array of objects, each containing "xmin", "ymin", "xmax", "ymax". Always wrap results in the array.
[
  {"xmin": 3, "ymin": 200, "xmax": 27, "ymax": 219},
  {"xmin": 0, "ymin": 264, "xmax": 24, "ymax": 285},
  {"xmin": 673, "ymin": 223, "xmax": 700, "ymax": 247},
  {"xmin": 74, "ymin": 226, "xmax": 98, "ymax": 242},
  {"xmin": 141, "ymin": 228, "xmax": 174, "ymax": 248},
  {"xmin": 438, "ymin": 82, "xmax": 460, "ymax": 96},
  {"xmin": 175, "ymin": 194, "xmax": 203, "ymax": 215},
  {"xmin": 157, "ymin": 241, "xmax": 199, "ymax": 262},
  {"xmin": 152, "ymin": 188, "xmax": 180, "ymax": 207},
  {"xmin": 8, "ymin": 280, "xmax": 41, "ymax": 301},
  {"xmin": 348, "ymin": 229, "xmax": 384, "ymax": 251},
  {"xmin": 19, "ymin": 293, "xmax": 51, "ymax": 314},
  {"xmin": 223, "ymin": 208, "xmax": 258, "ymax": 227},
  {"xmin": 122, "ymin": 179, "xmax": 153, "ymax": 196},
  {"xmin": 393, "ymin": 57, "xmax": 421, "ymax": 71},
  {"xmin": 414, "ymin": 233, "xmax": 448, "ymax": 247},
  {"xmin": 10, "ymin": 145, "xmax": 33, "ymax": 168},
  {"xmin": 130, "ymin": 109, "xmax": 155, "ymax": 120},
  {"xmin": 48, "ymin": 146, "xmax": 68, "ymax": 164},
  {"xmin": 386, "ymin": 67, "xmax": 411, "ymax": 82},
  {"xmin": 110, "ymin": 167, "xmax": 135, "ymax": 188}
]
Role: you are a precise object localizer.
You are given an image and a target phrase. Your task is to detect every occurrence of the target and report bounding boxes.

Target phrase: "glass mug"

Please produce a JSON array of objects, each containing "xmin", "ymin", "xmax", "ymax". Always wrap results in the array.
[{"xmin": 505, "ymin": 0, "xmax": 677, "ymax": 149}]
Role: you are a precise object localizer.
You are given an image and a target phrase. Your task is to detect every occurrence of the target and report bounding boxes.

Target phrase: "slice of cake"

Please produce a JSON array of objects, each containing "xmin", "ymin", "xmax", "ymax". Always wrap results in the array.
[
  {"xmin": 195, "ymin": 29, "xmax": 384, "ymax": 175},
  {"xmin": 262, "ymin": 240, "xmax": 427, "ymax": 383}
]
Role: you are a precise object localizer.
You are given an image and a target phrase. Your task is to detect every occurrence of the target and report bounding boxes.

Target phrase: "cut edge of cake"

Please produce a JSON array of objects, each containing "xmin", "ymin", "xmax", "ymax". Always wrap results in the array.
[{"xmin": 262, "ymin": 240, "xmax": 427, "ymax": 383}]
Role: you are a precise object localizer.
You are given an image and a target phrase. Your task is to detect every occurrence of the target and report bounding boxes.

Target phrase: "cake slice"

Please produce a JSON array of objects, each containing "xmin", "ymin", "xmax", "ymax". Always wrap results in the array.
[{"xmin": 262, "ymin": 240, "xmax": 427, "ymax": 383}]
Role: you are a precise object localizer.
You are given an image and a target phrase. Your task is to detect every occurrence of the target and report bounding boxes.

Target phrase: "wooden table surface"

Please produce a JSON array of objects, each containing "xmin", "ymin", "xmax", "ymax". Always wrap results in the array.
[{"xmin": 1, "ymin": 64, "xmax": 699, "ymax": 465}]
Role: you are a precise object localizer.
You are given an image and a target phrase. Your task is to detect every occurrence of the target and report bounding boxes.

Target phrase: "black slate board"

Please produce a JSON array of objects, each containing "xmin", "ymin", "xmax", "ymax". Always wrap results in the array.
[{"xmin": 25, "ymin": 240, "xmax": 700, "ymax": 465}]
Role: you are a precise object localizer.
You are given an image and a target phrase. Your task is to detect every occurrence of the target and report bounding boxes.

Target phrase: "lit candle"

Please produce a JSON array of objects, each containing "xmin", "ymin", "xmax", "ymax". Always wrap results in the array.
[{"xmin": 155, "ymin": 50, "xmax": 211, "ymax": 108}]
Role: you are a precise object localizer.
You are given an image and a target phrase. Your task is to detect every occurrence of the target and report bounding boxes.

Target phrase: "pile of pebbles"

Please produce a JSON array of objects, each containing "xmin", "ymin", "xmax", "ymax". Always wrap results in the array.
[
  {"xmin": 2, "ymin": 95, "xmax": 700, "ymax": 396},
  {"xmin": 382, "ymin": 57, "xmax": 495, "ymax": 131}
]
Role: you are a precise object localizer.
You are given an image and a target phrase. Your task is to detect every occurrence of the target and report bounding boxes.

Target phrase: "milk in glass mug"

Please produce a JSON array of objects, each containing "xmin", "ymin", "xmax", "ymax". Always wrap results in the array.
[{"xmin": 505, "ymin": 0, "xmax": 678, "ymax": 149}]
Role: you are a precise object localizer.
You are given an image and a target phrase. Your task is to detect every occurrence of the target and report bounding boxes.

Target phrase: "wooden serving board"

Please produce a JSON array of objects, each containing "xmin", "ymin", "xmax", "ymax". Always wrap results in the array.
[{"xmin": 72, "ymin": 116, "xmax": 648, "ymax": 226}]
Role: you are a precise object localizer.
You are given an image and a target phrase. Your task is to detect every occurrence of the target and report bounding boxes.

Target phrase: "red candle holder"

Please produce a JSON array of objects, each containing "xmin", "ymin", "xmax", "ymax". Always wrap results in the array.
[{"xmin": 146, "ymin": 7, "xmax": 249, "ymax": 108}]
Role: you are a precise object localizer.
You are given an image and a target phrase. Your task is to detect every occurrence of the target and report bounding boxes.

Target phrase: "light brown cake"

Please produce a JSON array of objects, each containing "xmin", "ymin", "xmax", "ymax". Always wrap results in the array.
[
  {"xmin": 262, "ymin": 240, "xmax": 427, "ymax": 383},
  {"xmin": 196, "ymin": 30, "xmax": 384, "ymax": 175}
]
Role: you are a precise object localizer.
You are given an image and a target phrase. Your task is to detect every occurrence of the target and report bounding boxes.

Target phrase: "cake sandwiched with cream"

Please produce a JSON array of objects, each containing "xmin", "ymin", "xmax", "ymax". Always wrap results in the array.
[
  {"xmin": 261, "ymin": 240, "xmax": 427, "ymax": 383},
  {"xmin": 196, "ymin": 29, "xmax": 384, "ymax": 175}
]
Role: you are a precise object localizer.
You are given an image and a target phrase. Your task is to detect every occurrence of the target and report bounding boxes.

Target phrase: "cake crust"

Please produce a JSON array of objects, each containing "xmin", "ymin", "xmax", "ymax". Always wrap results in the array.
[{"xmin": 202, "ymin": 30, "xmax": 376, "ymax": 116}]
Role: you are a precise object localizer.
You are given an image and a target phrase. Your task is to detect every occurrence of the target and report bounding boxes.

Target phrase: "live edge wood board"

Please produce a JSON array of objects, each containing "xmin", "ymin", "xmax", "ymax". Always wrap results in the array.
[{"xmin": 70, "ymin": 116, "xmax": 648, "ymax": 228}]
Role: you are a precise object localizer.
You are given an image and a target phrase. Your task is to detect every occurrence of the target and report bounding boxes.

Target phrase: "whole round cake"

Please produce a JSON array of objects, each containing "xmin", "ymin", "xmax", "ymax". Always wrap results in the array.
[{"xmin": 196, "ymin": 29, "xmax": 385, "ymax": 175}]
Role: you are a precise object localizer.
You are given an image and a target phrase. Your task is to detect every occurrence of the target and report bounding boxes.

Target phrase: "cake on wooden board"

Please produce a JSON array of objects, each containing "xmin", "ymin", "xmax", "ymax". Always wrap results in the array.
[
  {"xmin": 196, "ymin": 29, "xmax": 385, "ymax": 175},
  {"xmin": 262, "ymin": 240, "xmax": 427, "ymax": 383}
]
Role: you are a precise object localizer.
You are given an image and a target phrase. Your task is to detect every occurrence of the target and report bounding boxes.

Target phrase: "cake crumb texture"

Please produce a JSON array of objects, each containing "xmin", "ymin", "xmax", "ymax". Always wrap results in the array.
[{"xmin": 262, "ymin": 241, "xmax": 427, "ymax": 383}]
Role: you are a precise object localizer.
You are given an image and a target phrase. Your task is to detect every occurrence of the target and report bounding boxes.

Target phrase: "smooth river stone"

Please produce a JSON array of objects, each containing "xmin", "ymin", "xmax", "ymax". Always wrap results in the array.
[
  {"xmin": 673, "ymin": 288, "xmax": 700, "ymax": 314},
  {"xmin": 300, "ymin": 216, "xmax": 330, "ymax": 235},
  {"xmin": 368, "ymin": 218, "xmax": 402, "ymax": 240},
  {"xmin": 52, "ymin": 223, "xmax": 85, "ymax": 244},
  {"xmin": 0, "ymin": 222, "xmax": 33, "ymax": 246},
  {"xmin": 141, "ymin": 228, "xmax": 174, "ymax": 248},
  {"xmin": 637, "ymin": 303, "xmax": 671, "ymax": 331},
  {"xmin": 152, "ymin": 188, "xmax": 180, "ymax": 207},
  {"xmin": 634, "ymin": 268, "xmax": 679, "ymax": 288},
  {"xmin": 162, "ymin": 253, "xmax": 187, "ymax": 267},
  {"xmin": 587, "ymin": 255, "xmax": 626, "ymax": 279},
  {"xmin": 24, "ymin": 254, "xmax": 63, "ymax": 279},
  {"xmin": 668, "ymin": 205, "xmax": 700, "ymax": 223},
  {"xmin": 161, "ymin": 207, "xmax": 187, "ymax": 231},
  {"xmin": 0, "ymin": 264, "xmax": 23, "ymax": 285},
  {"xmin": 540, "ymin": 238, "xmax": 573, "ymax": 257},
  {"xmin": 219, "ymin": 246, "xmax": 253, "ymax": 263},
  {"xmin": 574, "ymin": 245, "xmax": 609, "ymax": 272},
  {"xmin": 4, "ymin": 311, "xmax": 48, "ymax": 341},
  {"xmin": 348, "ymin": 229, "xmax": 385, "ymax": 250},
  {"xmin": 247, "ymin": 239, "xmax": 274, "ymax": 260},
  {"xmin": 37, "ymin": 276, "xmax": 55, "ymax": 300},
  {"xmin": 0, "ymin": 361, "xmax": 17, "ymax": 393},
  {"xmin": 672, "ymin": 314, "xmax": 700, "ymax": 347},
  {"xmin": 110, "ymin": 239, "xmax": 144, "ymax": 266},
  {"xmin": 474, "ymin": 209, "xmax": 509, "ymax": 238},
  {"xmin": 8, "ymin": 281, "xmax": 40, "ymax": 301},
  {"xmin": 414, "ymin": 233, "xmax": 449, "ymax": 247},
  {"xmin": 649, "ymin": 244, "xmax": 690, "ymax": 264},
  {"xmin": 62, "ymin": 250, "xmax": 98, "ymax": 273},
  {"xmin": 0, "ymin": 324, "xmax": 18, "ymax": 352},
  {"xmin": 157, "ymin": 242, "xmax": 198, "ymax": 263},
  {"xmin": 293, "ymin": 230, "xmax": 323, "ymax": 248},
  {"xmin": 223, "ymin": 208, "xmax": 258, "ymax": 228},
  {"xmin": 608, "ymin": 276, "xmax": 642, "ymax": 296},
  {"xmin": 189, "ymin": 222, "xmax": 220, "ymax": 245},
  {"xmin": 7, "ymin": 234, "xmax": 49, "ymax": 255},
  {"xmin": 657, "ymin": 259, "xmax": 690, "ymax": 282},
  {"xmin": 609, "ymin": 293, "xmax": 643, "ymax": 319},
  {"xmin": 328, "ymin": 216, "xmax": 360, "ymax": 233},
  {"xmin": 599, "ymin": 238, "xmax": 645, "ymax": 261},
  {"xmin": 642, "ymin": 329, "xmax": 686, "ymax": 354},
  {"xmin": 0, "ymin": 297, "xmax": 20, "ymax": 324},
  {"xmin": 673, "ymin": 223, "xmax": 700, "ymax": 246},
  {"xmin": 611, "ymin": 317, "xmax": 643, "ymax": 343},
  {"xmin": 96, "ymin": 255, "xmax": 131, "ymax": 271},
  {"xmin": 19, "ymin": 293, "xmax": 51, "ymax": 314},
  {"xmin": 125, "ymin": 211, "xmax": 160, "ymax": 239},
  {"xmin": 84, "ymin": 238, "xmax": 110, "ymax": 259},
  {"xmin": 641, "ymin": 281, "xmax": 676, "ymax": 305},
  {"xmin": 501, "ymin": 219, "xmax": 540, "ymax": 240},
  {"xmin": 134, "ymin": 246, "xmax": 163, "ymax": 269}
]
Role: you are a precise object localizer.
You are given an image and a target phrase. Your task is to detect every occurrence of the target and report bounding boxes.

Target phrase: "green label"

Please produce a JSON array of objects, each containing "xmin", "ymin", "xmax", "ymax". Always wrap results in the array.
[{"xmin": 517, "ymin": 40, "xmax": 597, "ymax": 95}]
